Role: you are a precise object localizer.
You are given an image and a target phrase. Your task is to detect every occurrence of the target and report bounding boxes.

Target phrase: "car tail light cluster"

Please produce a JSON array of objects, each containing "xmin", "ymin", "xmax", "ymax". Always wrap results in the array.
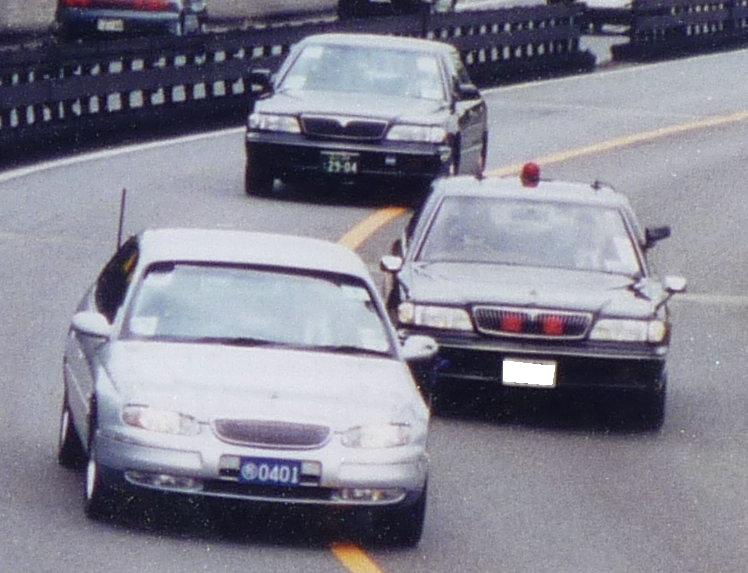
[
  {"xmin": 473, "ymin": 306, "xmax": 591, "ymax": 340},
  {"xmin": 63, "ymin": 0, "xmax": 174, "ymax": 11}
]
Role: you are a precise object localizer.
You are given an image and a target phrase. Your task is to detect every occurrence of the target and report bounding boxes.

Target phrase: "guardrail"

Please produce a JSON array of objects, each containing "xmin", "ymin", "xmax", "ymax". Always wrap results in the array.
[
  {"xmin": 606, "ymin": 0, "xmax": 748, "ymax": 59},
  {"xmin": 0, "ymin": 5, "xmax": 593, "ymax": 155}
]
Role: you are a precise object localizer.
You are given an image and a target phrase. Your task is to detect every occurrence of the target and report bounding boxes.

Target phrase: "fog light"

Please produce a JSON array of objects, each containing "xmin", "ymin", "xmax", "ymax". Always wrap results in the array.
[{"xmin": 125, "ymin": 471, "xmax": 203, "ymax": 492}]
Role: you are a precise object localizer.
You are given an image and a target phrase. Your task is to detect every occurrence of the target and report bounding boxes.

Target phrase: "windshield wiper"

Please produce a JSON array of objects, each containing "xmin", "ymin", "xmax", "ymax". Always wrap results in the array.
[
  {"xmin": 304, "ymin": 344, "xmax": 392, "ymax": 357},
  {"xmin": 186, "ymin": 336, "xmax": 293, "ymax": 348}
]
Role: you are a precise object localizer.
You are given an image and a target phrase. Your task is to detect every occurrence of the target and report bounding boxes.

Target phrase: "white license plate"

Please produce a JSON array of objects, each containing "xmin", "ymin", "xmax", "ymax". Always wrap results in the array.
[
  {"xmin": 502, "ymin": 358, "xmax": 557, "ymax": 388},
  {"xmin": 97, "ymin": 19, "xmax": 124, "ymax": 32},
  {"xmin": 321, "ymin": 151, "xmax": 359, "ymax": 175}
]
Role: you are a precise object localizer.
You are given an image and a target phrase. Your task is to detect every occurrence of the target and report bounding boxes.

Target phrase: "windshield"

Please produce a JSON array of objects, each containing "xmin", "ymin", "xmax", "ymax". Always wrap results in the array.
[
  {"xmin": 279, "ymin": 44, "xmax": 446, "ymax": 101},
  {"xmin": 123, "ymin": 263, "xmax": 393, "ymax": 355},
  {"xmin": 418, "ymin": 196, "xmax": 642, "ymax": 275}
]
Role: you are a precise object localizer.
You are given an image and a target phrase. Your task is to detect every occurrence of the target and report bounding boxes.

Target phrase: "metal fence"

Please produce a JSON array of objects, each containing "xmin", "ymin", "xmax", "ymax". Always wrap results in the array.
[
  {"xmin": 0, "ymin": 5, "xmax": 593, "ymax": 153},
  {"xmin": 606, "ymin": 0, "xmax": 748, "ymax": 59}
]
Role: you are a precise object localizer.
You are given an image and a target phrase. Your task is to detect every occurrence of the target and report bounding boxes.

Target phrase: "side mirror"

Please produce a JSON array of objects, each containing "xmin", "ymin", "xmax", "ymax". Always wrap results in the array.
[
  {"xmin": 644, "ymin": 226, "xmax": 671, "ymax": 249},
  {"xmin": 401, "ymin": 335, "xmax": 438, "ymax": 362},
  {"xmin": 663, "ymin": 275, "xmax": 687, "ymax": 294},
  {"xmin": 380, "ymin": 255, "xmax": 403, "ymax": 273},
  {"xmin": 457, "ymin": 82, "xmax": 481, "ymax": 100},
  {"xmin": 71, "ymin": 311, "xmax": 112, "ymax": 339},
  {"xmin": 248, "ymin": 68, "xmax": 273, "ymax": 94}
]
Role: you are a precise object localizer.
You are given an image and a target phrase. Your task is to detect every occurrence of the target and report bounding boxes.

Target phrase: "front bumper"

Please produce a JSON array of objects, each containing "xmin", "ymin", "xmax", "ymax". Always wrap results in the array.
[
  {"xmin": 95, "ymin": 428, "xmax": 428, "ymax": 507},
  {"xmin": 245, "ymin": 131, "xmax": 451, "ymax": 185},
  {"xmin": 402, "ymin": 330, "xmax": 668, "ymax": 391}
]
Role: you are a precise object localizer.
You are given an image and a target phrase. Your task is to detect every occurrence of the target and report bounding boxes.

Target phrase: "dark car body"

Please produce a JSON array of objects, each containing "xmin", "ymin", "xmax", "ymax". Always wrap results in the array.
[
  {"xmin": 381, "ymin": 171, "xmax": 686, "ymax": 428},
  {"xmin": 244, "ymin": 33, "xmax": 487, "ymax": 196},
  {"xmin": 337, "ymin": 0, "xmax": 456, "ymax": 19},
  {"xmin": 56, "ymin": 0, "xmax": 206, "ymax": 39}
]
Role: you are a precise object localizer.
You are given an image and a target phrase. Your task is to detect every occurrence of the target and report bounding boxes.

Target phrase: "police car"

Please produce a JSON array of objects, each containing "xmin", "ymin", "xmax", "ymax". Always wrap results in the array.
[{"xmin": 381, "ymin": 164, "xmax": 686, "ymax": 428}]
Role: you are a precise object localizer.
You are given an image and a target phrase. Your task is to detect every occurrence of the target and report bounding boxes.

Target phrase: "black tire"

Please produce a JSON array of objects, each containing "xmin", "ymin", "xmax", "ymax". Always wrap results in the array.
[
  {"xmin": 638, "ymin": 378, "xmax": 667, "ymax": 431},
  {"xmin": 372, "ymin": 484, "xmax": 427, "ymax": 547},
  {"xmin": 57, "ymin": 389, "xmax": 86, "ymax": 469},
  {"xmin": 84, "ymin": 444, "xmax": 121, "ymax": 520},
  {"xmin": 244, "ymin": 161, "xmax": 274, "ymax": 197}
]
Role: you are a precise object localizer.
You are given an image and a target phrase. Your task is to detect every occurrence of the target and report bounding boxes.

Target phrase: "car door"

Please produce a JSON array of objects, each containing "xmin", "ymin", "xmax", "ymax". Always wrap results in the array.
[
  {"xmin": 449, "ymin": 52, "xmax": 487, "ymax": 173},
  {"xmin": 64, "ymin": 237, "xmax": 139, "ymax": 446}
]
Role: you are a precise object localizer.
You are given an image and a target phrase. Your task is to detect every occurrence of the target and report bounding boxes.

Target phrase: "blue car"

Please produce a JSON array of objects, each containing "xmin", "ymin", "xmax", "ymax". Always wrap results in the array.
[{"xmin": 56, "ymin": 0, "xmax": 207, "ymax": 40}]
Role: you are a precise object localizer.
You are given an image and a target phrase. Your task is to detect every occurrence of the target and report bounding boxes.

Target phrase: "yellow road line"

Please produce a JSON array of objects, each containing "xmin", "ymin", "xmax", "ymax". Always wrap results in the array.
[
  {"xmin": 332, "ymin": 543, "xmax": 385, "ymax": 573},
  {"xmin": 331, "ymin": 108, "xmax": 747, "ymax": 573},
  {"xmin": 338, "ymin": 205, "xmax": 408, "ymax": 250}
]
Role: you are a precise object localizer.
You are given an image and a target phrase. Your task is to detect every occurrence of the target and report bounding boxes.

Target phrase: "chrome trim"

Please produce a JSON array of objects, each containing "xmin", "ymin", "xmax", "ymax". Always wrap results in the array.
[{"xmin": 472, "ymin": 305, "xmax": 593, "ymax": 341}]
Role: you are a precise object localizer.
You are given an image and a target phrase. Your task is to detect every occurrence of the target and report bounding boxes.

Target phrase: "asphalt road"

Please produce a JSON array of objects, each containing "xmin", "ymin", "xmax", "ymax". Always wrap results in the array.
[{"xmin": 0, "ymin": 48, "xmax": 745, "ymax": 572}]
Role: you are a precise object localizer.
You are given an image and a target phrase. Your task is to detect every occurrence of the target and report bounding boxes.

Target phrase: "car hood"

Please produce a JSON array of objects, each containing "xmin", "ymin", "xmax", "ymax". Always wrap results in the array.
[
  {"xmin": 399, "ymin": 262, "xmax": 664, "ymax": 318},
  {"xmin": 256, "ymin": 90, "xmax": 449, "ymax": 124},
  {"xmin": 101, "ymin": 341, "xmax": 426, "ymax": 428}
]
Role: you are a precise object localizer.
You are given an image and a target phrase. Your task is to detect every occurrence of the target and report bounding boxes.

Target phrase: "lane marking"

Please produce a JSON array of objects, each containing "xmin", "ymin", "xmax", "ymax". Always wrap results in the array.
[
  {"xmin": 332, "ymin": 543, "xmax": 385, "ymax": 573},
  {"xmin": 338, "ymin": 206, "xmax": 408, "ymax": 251},
  {"xmin": 675, "ymin": 293, "xmax": 748, "ymax": 307}
]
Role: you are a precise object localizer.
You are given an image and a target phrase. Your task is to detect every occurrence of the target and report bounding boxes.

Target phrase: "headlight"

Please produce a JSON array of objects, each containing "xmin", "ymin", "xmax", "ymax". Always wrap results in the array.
[
  {"xmin": 122, "ymin": 405, "xmax": 200, "ymax": 436},
  {"xmin": 341, "ymin": 423, "xmax": 411, "ymax": 448},
  {"xmin": 386, "ymin": 124, "xmax": 447, "ymax": 144},
  {"xmin": 589, "ymin": 319, "xmax": 667, "ymax": 343},
  {"xmin": 248, "ymin": 113, "xmax": 301, "ymax": 134},
  {"xmin": 398, "ymin": 302, "xmax": 473, "ymax": 331}
]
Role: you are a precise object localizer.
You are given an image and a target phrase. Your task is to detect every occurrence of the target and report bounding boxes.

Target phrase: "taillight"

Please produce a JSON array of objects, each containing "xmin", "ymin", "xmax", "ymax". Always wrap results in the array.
[{"xmin": 63, "ymin": 0, "xmax": 173, "ymax": 11}]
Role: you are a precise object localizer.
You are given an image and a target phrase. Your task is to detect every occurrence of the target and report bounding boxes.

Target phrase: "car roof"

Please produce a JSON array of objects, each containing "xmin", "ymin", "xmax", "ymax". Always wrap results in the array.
[
  {"xmin": 431, "ymin": 175, "xmax": 633, "ymax": 209},
  {"xmin": 299, "ymin": 33, "xmax": 455, "ymax": 55},
  {"xmin": 136, "ymin": 228, "xmax": 370, "ymax": 280}
]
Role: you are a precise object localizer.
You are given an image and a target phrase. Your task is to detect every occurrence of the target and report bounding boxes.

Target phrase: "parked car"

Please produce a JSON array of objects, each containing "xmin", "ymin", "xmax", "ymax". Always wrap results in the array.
[
  {"xmin": 245, "ymin": 33, "xmax": 487, "ymax": 197},
  {"xmin": 337, "ymin": 0, "xmax": 457, "ymax": 19},
  {"xmin": 58, "ymin": 228, "xmax": 435, "ymax": 545},
  {"xmin": 55, "ymin": 0, "xmax": 207, "ymax": 40},
  {"xmin": 381, "ymin": 164, "xmax": 686, "ymax": 428}
]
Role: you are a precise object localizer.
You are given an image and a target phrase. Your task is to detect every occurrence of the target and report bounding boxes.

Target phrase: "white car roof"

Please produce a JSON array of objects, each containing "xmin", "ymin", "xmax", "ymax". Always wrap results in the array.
[{"xmin": 136, "ymin": 228, "xmax": 370, "ymax": 280}]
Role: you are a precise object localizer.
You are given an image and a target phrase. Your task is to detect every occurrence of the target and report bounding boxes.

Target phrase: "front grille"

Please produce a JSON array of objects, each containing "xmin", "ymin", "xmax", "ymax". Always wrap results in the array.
[
  {"xmin": 213, "ymin": 420, "xmax": 330, "ymax": 449},
  {"xmin": 300, "ymin": 115, "xmax": 388, "ymax": 141},
  {"xmin": 472, "ymin": 306, "xmax": 591, "ymax": 340}
]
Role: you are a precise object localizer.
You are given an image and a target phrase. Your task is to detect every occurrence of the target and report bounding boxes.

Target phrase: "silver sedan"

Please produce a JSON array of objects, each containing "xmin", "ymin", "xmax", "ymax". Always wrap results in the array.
[{"xmin": 58, "ymin": 228, "xmax": 434, "ymax": 545}]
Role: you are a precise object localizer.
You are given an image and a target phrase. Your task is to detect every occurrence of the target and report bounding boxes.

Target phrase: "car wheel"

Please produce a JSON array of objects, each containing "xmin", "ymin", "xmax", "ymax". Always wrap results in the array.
[
  {"xmin": 244, "ymin": 161, "xmax": 274, "ymax": 197},
  {"xmin": 372, "ymin": 484, "xmax": 427, "ymax": 547},
  {"xmin": 57, "ymin": 389, "xmax": 85, "ymax": 468},
  {"xmin": 84, "ymin": 445, "xmax": 120, "ymax": 519},
  {"xmin": 638, "ymin": 377, "xmax": 667, "ymax": 430}
]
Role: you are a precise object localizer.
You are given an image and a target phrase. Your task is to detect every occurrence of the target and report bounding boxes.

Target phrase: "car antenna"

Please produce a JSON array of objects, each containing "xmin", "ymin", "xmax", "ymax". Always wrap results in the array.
[{"xmin": 116, "ymin": 188, "xmax": 127, "ymax": 249}]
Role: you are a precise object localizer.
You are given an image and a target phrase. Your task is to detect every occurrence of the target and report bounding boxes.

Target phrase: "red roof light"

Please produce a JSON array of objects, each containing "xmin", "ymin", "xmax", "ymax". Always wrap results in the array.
[{"xmin": 521, "ymin": 162, "xmax": 540, "ymax": 187}]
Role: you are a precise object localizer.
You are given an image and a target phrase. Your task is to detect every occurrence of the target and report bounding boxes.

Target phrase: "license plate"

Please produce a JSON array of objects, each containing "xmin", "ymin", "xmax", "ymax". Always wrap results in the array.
[
  {"xmin": 238, "ymin": 457, "xmax": 302, "ymax": 486},
  {"xmin": 97, "ymin": 18, "xmax": 124, "ymax": 32},
  {"xmin": 502, "ymin": 358, "xmax": 557, "ymax": 388},
  {"xmin": 321, "ymin": 151, "xmax": 359, "ymax": 175}
]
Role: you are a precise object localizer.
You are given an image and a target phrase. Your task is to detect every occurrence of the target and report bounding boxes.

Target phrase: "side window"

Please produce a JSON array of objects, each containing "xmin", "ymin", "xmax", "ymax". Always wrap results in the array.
[{"xmin": 95, "ymin": 237, "xmax": 139, "ymax": 322}]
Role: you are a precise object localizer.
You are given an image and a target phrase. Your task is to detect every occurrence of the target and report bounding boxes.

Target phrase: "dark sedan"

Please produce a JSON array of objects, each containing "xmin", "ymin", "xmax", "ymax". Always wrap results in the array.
[
  {"xmin": 244, "ymin": 33, "xmax": 487, "ymax": 196},
  {"xmin": 337, "ymin": 0, "xmax": 456, "ymax": 19},
  {"xmin": 381, "ymin": 165, "xmax": 687, "ymax": 428},
  {"xmin": 56, "ymin": 0, "xmax": 206, "ymax": 40}
]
